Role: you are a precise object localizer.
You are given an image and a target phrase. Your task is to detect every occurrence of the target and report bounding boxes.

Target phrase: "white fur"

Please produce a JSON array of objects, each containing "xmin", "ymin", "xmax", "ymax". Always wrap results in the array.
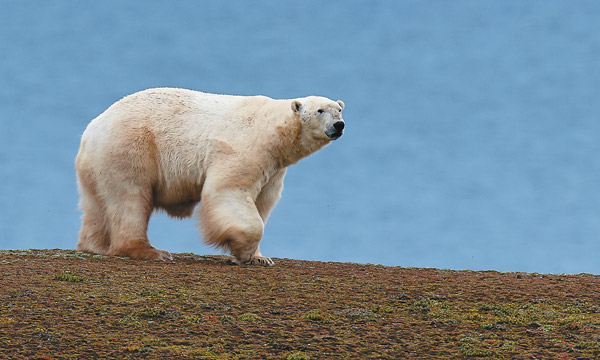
[{"xmin": 75, "ymin": 88, "xmax": 345, "ymax": 264}]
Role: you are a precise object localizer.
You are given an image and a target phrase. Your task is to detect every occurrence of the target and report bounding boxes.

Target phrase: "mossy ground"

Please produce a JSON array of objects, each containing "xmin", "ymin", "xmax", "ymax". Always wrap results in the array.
[{"xmin": 1, "ymin": 249, "xmax": 600, "ymax": 359}]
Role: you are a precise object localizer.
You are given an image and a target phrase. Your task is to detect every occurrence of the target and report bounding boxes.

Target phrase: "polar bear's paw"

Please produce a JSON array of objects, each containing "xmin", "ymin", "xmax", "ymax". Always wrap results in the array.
[
  {"xmin": 129, "ymin": 248, "xmax": 173, "ymax": 261},
  {"xmin": 111, "ymin": 240, "xmax": 173, "ymax": 261},
  {"xmin": 153, "ymin": 249, "xmax": 174, "ymax": 261},
  {"xmin": 249, "ymin": 256, "xmax": 275, "ymax": 266},
  {"xmin": 231, "ymin": 256, "xmax": 274, "ymax": 266}
]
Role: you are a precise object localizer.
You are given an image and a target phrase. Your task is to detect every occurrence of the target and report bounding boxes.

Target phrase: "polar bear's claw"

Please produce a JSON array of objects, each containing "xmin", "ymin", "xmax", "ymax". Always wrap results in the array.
[
  {"xmin": 249, "ymin": 256, "xmax": 275, "ymax": 266},
  {"xmin": 156, "ymin": 250, "xmax": 173, "ymax": 261}
]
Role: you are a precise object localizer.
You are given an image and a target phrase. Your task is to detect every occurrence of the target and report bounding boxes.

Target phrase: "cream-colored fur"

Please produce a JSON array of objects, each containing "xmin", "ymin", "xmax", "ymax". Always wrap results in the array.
[{"xmin": 75, "ymin": 88, "xmax": 345, "ymax": 265}]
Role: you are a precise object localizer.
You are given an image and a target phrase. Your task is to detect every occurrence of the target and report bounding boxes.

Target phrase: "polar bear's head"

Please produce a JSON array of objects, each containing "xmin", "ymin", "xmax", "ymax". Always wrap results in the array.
[{"xmin": 291, "ymin": 96, "xmax": 345, "ymax": 141}]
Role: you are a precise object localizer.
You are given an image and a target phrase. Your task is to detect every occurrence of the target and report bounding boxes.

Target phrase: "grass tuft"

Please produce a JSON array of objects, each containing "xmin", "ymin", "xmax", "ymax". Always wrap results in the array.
[
  {"xmin": 53, "ymin": 271, "xmax": 85, "ymax": 282},
  {"xmin": 303, "ymin": 310, "xmax": 329, "ymax": 322},
  {"xmin": 286, "ymin": 351, "xmax": 311, "ymax": 360},
  {"xmin": 237, "ymin": 313, "xmax": 262, "ymax": 322}
]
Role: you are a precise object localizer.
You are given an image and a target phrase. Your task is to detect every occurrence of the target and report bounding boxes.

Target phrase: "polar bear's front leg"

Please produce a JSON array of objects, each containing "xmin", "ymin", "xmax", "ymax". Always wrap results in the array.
[
  {"xmin": 200, "ymin": 187, "xmax": 271, "ymax": 265},
  {"xmin": 255, "ymin": 169, "xmax": 286, "ymax": 223}
]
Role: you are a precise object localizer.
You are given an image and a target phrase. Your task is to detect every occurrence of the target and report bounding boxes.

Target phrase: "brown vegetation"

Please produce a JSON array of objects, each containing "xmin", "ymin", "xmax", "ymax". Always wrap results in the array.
[{"xmin": 1, "ymin": 249, "xmax": 599, "ymax": 359}]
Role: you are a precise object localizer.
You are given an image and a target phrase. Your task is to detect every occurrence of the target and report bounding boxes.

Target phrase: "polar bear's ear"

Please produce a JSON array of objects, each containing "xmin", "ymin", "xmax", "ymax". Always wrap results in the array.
[
  {"xmin": 291, "ymin": 100, "xmax": 302, "ymax": 113},
  {"xmin": 337, "ymin": 100, "xmax": 345, "ymax": 110}
]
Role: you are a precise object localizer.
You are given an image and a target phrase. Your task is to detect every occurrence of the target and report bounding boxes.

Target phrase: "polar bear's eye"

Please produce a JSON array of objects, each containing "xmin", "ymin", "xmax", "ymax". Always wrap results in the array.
[{"xmin": 317, "ymin": 109, "xmax": 324, "ymax": 114}]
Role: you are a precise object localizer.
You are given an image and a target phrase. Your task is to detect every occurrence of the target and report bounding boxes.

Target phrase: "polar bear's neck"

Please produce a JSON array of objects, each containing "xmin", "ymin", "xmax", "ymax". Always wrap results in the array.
[{"xmin": 270, "ymin": 114, "xmax": 329, "ymax": 168}]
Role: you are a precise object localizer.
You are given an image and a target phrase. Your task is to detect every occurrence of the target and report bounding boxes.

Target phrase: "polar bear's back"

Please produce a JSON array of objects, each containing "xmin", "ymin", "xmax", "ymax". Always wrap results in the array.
[
  {"xmin": 81, "ymin": 88, "xmax": 275, "ymax": 156},
  {"xmin": 77, "ymin": 88, "xmax": 280, "ymax": 195},
  {"xmin": 90, "ymin": 88, "xmax": 253, "ymax": 135}
]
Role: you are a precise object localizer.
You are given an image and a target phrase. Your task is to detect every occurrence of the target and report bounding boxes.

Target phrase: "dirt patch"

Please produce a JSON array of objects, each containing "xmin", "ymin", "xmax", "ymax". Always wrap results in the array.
[{"xmin": 1, "ymin": 249, "xmax": 599, "ymax": 359}]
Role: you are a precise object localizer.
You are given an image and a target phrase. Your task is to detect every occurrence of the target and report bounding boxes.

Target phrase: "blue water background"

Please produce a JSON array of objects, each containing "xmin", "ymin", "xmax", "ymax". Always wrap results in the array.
[{"xmin": 1, "ymin": 1, "xmax": 600, "ymax": 274}]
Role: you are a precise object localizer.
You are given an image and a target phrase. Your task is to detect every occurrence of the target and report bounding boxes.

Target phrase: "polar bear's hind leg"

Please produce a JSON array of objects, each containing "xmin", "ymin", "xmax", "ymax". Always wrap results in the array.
[
  {"xmin": 76, "ymin": 172, "xmax": 110, "ymax": 254},
  {"xmin": 104, "ymin": 185, "xmax": 172, "ymax": 261}
]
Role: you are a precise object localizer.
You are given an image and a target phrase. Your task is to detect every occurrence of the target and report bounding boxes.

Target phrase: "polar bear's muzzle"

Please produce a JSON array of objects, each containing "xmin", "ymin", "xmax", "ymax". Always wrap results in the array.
[{"xmin": 326, "ymin": 121, "xmax": 345, "ymax": 139}]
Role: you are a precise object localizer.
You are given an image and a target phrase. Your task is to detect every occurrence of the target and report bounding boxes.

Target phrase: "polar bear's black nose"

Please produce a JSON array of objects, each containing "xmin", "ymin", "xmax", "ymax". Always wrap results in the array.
[{"xmin": 333, "ymin": 121, "xmax": 345, "ymax": 131}]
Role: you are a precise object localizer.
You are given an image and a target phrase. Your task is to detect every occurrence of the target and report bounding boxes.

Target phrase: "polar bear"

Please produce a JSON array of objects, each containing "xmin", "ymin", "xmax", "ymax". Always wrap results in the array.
[{"xmin": 75, "ymin": 88, "xmax": 345, "ymax": 265}]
